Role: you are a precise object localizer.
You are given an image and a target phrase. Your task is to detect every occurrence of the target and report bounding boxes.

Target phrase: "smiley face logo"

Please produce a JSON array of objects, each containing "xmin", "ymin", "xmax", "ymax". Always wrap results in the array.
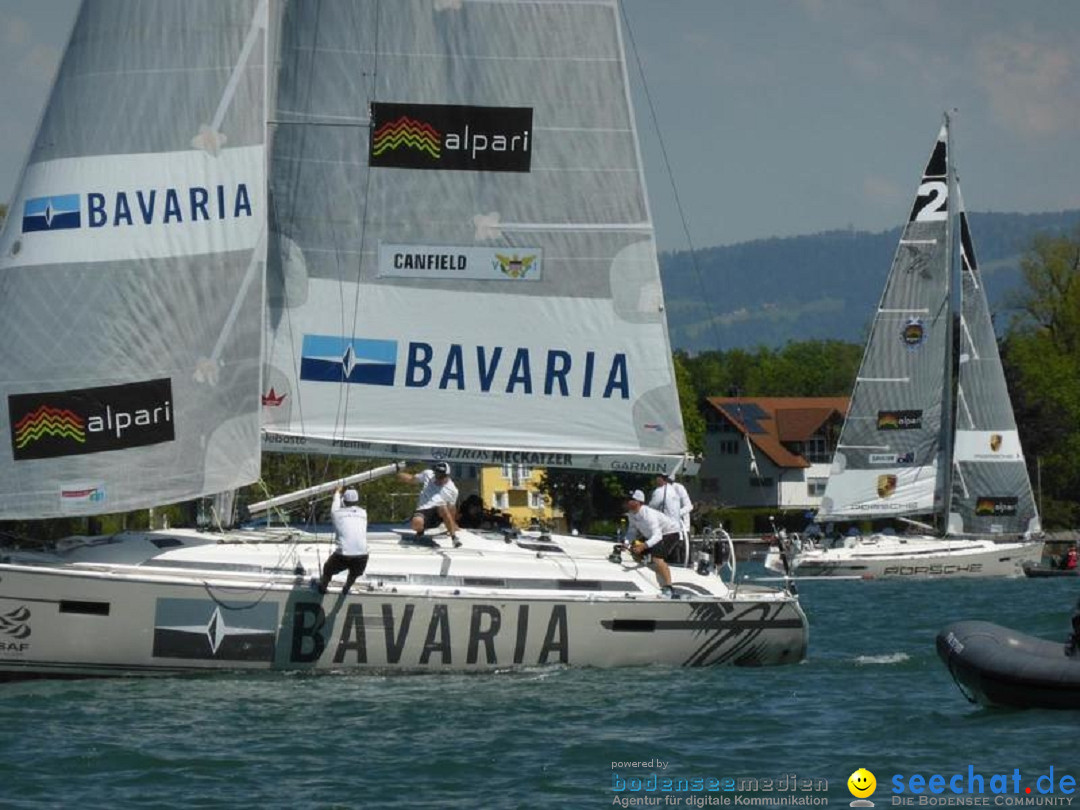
[{"xmin": 848, "ymin": 768, "xmax": 877, "ymax": 800}]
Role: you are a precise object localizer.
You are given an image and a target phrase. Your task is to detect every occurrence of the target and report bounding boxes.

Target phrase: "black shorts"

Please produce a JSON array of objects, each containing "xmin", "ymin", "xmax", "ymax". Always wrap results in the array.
[
  {"xmin": 323, "ymin": 551, "xmax": 369, "ymax": 580},
  {"xmin": 647, "ymin": 532, "xmax": 682, "ymax": 561},
  {"xmin": 414, "ymin": 506, "xmax": 446, "ymax": 530},
  {"xmin": 635, "ymin": 533, "xmax": 678, "ymax": 565}
]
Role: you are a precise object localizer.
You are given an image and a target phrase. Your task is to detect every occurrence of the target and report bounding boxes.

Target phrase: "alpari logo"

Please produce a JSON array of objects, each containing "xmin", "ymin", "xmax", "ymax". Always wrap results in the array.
[
  {"xmin": 21, "ymin": 183, "xmax": 253, "ymax": 234},
  {"xmin": 8, "ymin": 378, "xmax": 175, "ymax": 461},
  {"xmin": 877, "ymin": 410, "xmax": 923, "ymax": 431},
  {"xmin": 975, "ymin": 497, "xmax": 1018, "ymax": 517},
  {"xmin": 372, "ymin": 115, "xmax": 441, "ymax": 160},
  {"xmin": 13, "ymin": 405, "xmax": 86, "ymax": 449},
  {"xmin": 300, "ymin": 334, "xmax": 630, "ymax": 400},
  {"xmin": 370, "ymin": 102, "xmax": 533, "ymax": 173}
]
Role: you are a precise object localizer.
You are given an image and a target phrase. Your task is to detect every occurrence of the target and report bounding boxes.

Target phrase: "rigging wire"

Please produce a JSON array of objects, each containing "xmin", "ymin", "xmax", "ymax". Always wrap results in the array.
[{"xmin": 618, "ymin": 1, "xmax": 727, "ymax": 355}]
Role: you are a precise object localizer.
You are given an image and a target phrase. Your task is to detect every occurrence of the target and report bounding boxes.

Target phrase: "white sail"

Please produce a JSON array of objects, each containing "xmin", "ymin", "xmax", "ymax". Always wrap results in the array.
[
  {"xmin": 818, "ymin": 124, "xmax": 951, "ymax": 520},
  {"xmin": 0, "ymin": 1, "xmax": 269, "ymax": 519},
  {"xmin": 260, "ymin": 0, "xmax": 687, "ymax": 473}
]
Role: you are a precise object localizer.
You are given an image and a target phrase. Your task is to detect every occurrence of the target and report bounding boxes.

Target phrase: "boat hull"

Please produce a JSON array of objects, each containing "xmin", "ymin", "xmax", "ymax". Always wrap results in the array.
[
  {"xmin": 764, "ymin": 536, "xmax": 1042, "ymax": 579},
  {"xmin": 0, "ymin": 531, "xmax": 807, "ymax": 677},
  {"xmin": 936, "ymin": 621, "xmax": 1080, "ymax": 709}
]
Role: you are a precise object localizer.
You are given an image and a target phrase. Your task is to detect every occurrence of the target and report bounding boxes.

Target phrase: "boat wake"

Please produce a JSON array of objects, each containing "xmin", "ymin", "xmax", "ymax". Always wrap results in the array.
[{"xmin": 853, "ymin": 652, "xmax": 910, "ymax": 666}]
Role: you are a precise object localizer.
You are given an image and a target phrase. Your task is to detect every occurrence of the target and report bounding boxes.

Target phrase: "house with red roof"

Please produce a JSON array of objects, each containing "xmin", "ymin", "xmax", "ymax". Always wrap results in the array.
[{"xmin": 690, "ymin": 396, "xmax": 849, "ymax": 511}]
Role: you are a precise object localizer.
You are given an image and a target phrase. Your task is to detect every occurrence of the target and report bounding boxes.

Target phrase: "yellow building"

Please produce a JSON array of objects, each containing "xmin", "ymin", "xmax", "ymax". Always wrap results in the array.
[{"xmin": 477, "ymin": 464, "xmax": 564, "ymax": 530}]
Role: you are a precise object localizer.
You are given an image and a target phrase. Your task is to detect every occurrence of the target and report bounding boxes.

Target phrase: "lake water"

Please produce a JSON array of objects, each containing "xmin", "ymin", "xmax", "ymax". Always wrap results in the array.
[{"xmin": 1, "ymin": 568, "xmax": 1076, "ymax": 809}]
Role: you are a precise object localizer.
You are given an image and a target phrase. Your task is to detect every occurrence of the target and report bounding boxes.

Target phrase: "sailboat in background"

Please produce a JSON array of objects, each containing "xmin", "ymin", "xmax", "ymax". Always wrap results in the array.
[
  {"xmin": 0, "ymin": 0, "xmax": 806, "ymax": 678},
  {"xmin": 765, "ymin": 115, "xmax": 1043, "ymax": 579}
]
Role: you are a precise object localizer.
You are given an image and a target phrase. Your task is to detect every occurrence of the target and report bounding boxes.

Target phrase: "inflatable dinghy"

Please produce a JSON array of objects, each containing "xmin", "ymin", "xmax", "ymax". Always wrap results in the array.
[
  {"xmin": 1022, "ymin": 562, "xmax": 1079, "ymax": 578},
  {"xmin": 936, "ymin": 620, "xmax": 1080, "ymax": 709}
]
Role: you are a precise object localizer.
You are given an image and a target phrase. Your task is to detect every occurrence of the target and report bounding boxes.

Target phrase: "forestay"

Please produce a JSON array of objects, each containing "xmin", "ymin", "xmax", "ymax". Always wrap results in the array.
[
  {"xmin": 0, "ymin": 1, "xmax": 268, "ymax": 518},
  {"xmin": 261, "ymin": 0, "xmax": 687, "ymax": 473}
]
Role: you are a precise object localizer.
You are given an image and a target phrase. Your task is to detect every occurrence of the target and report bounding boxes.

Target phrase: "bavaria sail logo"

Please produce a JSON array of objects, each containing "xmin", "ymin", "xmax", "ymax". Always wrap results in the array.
[
  {"xmin": 22, "ymin": 194, "xmax": 81, "ymax": 232},
  {"xmin": 300, "ymin": 336, "xmax": 398, "ymax": 387},
  {"xmin": 300, "ymin": 334, "xmax": 631, "ymax": 399},
  {"xmin": 8, "ymin": 379, "xmax": 175, "ymax": 461},
  {"xmin": 20, "ymin": 184, "xmax": 253, "ymax": 234},
  {"xmin": 370, "ymin": 102, "xmax": 533, "ymax": 172}
]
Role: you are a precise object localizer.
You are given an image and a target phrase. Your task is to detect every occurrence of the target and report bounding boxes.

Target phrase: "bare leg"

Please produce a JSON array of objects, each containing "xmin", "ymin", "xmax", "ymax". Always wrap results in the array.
[{"xmin": 652, "ymin": 558, "xmax": 673, "ymax": 588}]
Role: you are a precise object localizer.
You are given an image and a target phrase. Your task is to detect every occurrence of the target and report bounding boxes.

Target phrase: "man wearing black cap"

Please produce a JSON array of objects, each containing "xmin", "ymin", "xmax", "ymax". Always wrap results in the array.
[
  {"xmin": 623, "ymin": 489, "xmax": 683, "ymax": 598},
  {"xmin": 398, "ymin": 461, "xmax": 461, "ymax": 547}
]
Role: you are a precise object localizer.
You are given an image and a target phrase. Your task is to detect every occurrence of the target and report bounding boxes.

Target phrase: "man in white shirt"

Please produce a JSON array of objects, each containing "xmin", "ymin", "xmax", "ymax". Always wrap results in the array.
[
  {"xmin": 316, "ymin": 487, "xmax": 369, "ymax": 595},
  {"xmin": 649, "ymin": 473, "xmax": 693, "ymax": 564},
  {"xmin": 398, "ymin": 460, "xmax": 461, "ymax": 547},
  {"xmin": 623, "ymin": 489, "xmax": 683, "ymax": 598}
]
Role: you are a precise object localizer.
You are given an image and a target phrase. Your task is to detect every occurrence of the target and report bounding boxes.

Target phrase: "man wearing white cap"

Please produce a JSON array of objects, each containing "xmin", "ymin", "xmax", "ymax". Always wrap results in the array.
[
  {"xmin": 623, "ymin": 489, "xmax": 683, "ymax": 598},
  {"xmin": 316, "ymin": 486, "xmax": 369, "ymax": 595}
]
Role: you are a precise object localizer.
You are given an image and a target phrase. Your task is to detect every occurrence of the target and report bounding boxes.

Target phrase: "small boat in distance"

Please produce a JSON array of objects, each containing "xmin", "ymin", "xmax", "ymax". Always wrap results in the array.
[{"xmin": 765, "ymin": 115, "xmax": 1042, "ymax": 580}]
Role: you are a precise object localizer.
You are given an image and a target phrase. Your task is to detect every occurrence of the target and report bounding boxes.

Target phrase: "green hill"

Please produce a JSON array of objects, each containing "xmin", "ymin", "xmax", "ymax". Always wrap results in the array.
[{"xmin": 661, "ymin": 210, "xmax": 1080, "ymax": 351}]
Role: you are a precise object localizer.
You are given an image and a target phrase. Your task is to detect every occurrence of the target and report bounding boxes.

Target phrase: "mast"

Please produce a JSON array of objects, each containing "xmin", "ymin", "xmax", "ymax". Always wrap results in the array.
[{"xmin": 940, "ymin": 111, "xmax": 956, "ymax": 535}]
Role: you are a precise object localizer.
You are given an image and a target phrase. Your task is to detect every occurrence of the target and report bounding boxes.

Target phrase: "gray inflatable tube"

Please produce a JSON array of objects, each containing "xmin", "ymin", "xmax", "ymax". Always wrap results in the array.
[{"xmin": 936, "ymin": 620, "xmax": 1080, "ymax": 709}]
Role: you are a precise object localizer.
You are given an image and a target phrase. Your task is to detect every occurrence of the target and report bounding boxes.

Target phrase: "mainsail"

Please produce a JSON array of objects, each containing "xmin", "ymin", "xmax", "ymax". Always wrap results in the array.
[
  {"xmin": 261, "ymin": 0, "xmax": 687, "ymax": 472},
  {"xmin": 950, "ymin": 187, "xmax": 1040, "ymax": 535},
  {"xmin": 0, "ymin": 1, "xmax": 268, "ymax": 518},
  {"xmin": 819, "ymin": 124, "xmax": 952, "ymax": 520}
]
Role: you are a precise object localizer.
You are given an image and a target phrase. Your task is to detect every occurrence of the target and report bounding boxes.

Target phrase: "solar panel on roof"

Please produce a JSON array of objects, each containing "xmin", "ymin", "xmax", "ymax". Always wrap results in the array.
[{"xmin": 719, "ymin": 403, "xmax": 769, "ymax": 434}]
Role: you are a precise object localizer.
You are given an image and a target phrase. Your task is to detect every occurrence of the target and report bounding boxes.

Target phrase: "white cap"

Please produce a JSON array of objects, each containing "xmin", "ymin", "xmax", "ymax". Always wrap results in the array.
[
  {"xmin": 628, "ymin": 490, "xmax": 645, "ymax": 503},
  {"xmin": 343, "ymin": 489, "xmax": 359, "ymax": 504}
]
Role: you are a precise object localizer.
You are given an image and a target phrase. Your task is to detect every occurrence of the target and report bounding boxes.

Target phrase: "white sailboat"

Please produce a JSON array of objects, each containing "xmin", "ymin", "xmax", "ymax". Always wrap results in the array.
[
  {"xmin": 0, "ymin": 0, "xmax": 806, "ymax": 678},
  {"xmin": 765, "ymin": 116, "xmax": 1042, "ymax": 580}
]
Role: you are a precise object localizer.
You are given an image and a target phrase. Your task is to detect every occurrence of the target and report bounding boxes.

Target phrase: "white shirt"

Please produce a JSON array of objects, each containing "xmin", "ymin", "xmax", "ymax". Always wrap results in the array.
[
  {"xmin": 331, "ymin": 492, "xmax": 368, "ymax": 556},
  {"xmin": 649, "ymin": 482, "xmax": 693, "ymax": 533},
  {"xmin": 415, "ymin": 470, "xmax": 459, "ymax": 511},
  {"xmin": 625, "ymin": 504, "xmax": 681, "ymax": 549}
]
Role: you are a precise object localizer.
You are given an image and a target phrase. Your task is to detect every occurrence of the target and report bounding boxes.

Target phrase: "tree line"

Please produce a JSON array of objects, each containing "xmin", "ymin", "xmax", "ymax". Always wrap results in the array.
[{"xmin": 0, "ymin": 223, "xmax": 1075, "ymax": 536}]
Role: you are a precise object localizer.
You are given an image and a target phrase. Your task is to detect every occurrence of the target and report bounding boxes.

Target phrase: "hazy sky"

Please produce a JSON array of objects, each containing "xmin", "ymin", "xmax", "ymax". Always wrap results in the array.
[{"xmin": 2, "ymin": 0, "xmax": 1079, "ymax": 250}]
